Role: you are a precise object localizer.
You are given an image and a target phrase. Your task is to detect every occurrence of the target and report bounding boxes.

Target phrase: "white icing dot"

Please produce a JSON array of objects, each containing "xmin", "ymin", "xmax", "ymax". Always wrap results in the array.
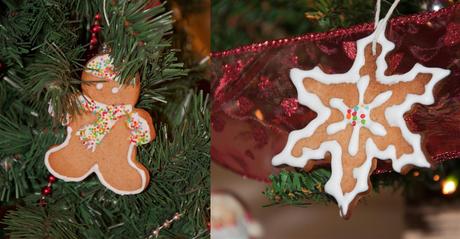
[
  {"xmin": 111, "ymin": 87, "xmax": 119, "ymax": 94},
  {"xmin": 96, "ymin": 83, "xmax": 103, "ymax": 90}
]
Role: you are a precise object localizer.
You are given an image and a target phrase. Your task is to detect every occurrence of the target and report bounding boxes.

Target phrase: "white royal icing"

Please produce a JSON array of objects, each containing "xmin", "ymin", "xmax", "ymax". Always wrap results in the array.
[
  {"xmin": 85, "ymin": 54, "xmax": 118, "ymax": 81},
  {"xmin": 327, "ymin": 76, "xmax": 391, "ymax": 156},
  {"xmin": 96, "ymin": 83, "xmax": 103, "ymax": 90},
  {"xmin": 111, "ymin": 87, "xmax": 119, "ymax": 94},
  {"xmin": 272, "ymin": 20, "xmax": 450, "ymax": 217},
  {"xmin": 45, "ymin": 137, "xmax": 148, "ymax": 195}
]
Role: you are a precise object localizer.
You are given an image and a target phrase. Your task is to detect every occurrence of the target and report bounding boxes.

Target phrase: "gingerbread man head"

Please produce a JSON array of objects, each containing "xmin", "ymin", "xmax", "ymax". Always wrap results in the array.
[{"xmin": 81, "ymin": 54, "xmax": 140, "ymax": 105}]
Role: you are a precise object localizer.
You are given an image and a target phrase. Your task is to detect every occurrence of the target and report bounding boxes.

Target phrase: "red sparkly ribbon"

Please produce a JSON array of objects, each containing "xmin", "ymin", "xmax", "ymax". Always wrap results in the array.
[{"xmin": 211, "ymin": 4, "xmax": 460, "ymax": 181}]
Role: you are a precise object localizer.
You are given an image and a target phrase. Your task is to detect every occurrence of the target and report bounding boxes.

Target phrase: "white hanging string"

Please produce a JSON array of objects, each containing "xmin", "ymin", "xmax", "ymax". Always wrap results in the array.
[
  {"xmin": 372, "ymin": 0, "xmax": 400, "ymax": 55},
  {"xmin": 103, "ymin": 0, "xmax": 110, "ymax": 27},
  {"xmin": 374, "ymin": 0, "xmax": 381, "ymax": 30}
]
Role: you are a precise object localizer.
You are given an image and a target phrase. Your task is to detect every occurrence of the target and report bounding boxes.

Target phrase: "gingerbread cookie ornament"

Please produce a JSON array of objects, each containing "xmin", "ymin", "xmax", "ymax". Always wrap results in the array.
[
  {"xmin": 45, "ymin": 54, "xmax": 155, "ymax": 195},
  {"xmin": 272, "ymin": 20, "xmax": 450, "ymax": 218}
]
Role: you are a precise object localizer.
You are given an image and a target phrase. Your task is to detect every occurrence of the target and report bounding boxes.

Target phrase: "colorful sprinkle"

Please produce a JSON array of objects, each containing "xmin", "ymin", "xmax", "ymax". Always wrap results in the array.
[
  {"xmin": 77, "ymin": 97, "xmax": 150, "ymax": 151},
  {"xmin": 85, "ymin": 54, "xmax": 117, "ymax": 81},
  {"xmin": 126, "ymin": 115, "xmax": 150, "ymax": 145},
  {"xmin": 348, "ymin": 105, "xmax": 369, "ymax": 127}
]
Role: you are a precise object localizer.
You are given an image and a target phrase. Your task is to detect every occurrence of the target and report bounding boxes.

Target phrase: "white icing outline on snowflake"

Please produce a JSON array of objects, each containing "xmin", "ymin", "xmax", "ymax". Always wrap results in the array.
[
  {"xmin": 272, "ymin": 21, "xmax": 450, "ymax": 217},
  {"xmin": 328, "ymin": 76, "xmax": 392, "ymax": 156}
]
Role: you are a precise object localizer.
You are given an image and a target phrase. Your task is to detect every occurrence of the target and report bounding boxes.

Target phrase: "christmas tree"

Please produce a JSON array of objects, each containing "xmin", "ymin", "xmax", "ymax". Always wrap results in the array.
[{"xmin": 0, "ymin": 0, "xmax": 210, "ymax": 238}]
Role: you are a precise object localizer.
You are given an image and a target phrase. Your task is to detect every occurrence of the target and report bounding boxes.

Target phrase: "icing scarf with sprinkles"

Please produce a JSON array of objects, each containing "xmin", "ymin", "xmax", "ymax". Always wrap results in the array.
[{"xmin": 76, "ymin": 96, "xmax": 150, "ymax": 151}]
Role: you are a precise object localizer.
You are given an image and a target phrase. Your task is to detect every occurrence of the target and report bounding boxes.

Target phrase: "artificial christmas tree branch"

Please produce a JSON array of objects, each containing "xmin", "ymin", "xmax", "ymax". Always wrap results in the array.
[
  {"xmin": 264, "ymin": 169, "xmax": 332, "ymax": 207},
  {"xmin": 105, "ymin": 1, "xmax": 178, "ymax": 85},
  {"xmin": 26, "ymin": 43, "xmax": 85, "ymax": 123}
]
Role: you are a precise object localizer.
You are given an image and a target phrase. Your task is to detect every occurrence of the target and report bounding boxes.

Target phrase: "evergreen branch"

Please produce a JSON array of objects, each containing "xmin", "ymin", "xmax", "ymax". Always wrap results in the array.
[
  {"xmin": 4, "ymin": 206, "xmax": 81, "ymax": 239},
  {"xmin": 0, "ymin": 114, "xmax": 32, "ymax": 155},
  {"xmin": 0, "ymin": 155, "xmax": 29, "ymax": 201},
  {"xmin": 104, "ymin": 1, "xmax": 176, "ymax": 85},
  {"xmin": 265, "ymin": 162, "xmax": 460, "ymax": 207},
  {"xmin": 137, "ymin": 48, "xmax": 188, "ymax": 112},
  {"xmin": 264, "ymin": 169, "xmax": 332, "ymax": 206},
  {"xmin": 68, "ymin": 0, "xmax": 100, "ymax": 21},
  {"xmin": 25, "ymin": 43, "xmax": 85, "ymax": 124}
]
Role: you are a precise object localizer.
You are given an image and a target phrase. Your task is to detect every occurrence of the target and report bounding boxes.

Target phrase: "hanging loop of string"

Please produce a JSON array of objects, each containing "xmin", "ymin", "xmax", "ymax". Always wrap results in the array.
[
  {"xmin": 103, "ymin": 0, "xmax": 111, "ymax": 27},
  {"xmin": 372, "ymin": 0, "xmax": 400, "ymax": 55}
]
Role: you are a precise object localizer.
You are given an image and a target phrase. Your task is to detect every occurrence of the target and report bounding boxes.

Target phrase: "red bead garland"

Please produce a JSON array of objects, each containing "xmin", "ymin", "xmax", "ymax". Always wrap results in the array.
[
  {"xmin": 0, "ymin": 60, "xmax": 5, "ymax": 72},
  {"xmin": 39, "ymin": 174, "xmax": 57, "ymax": 207},
  {"xmin": 90, "ymin": 38, "xmax": 98, "ymax": 46},
  {"xmin": 41, "ymin": 186, "xmax": 52, "ymax": 195},
  {"xmin": 95, "ymin": 13, "xmax": 101, "ymax": 21},
  {"xmin": 92, "ymin": 25, "xmax": 101, "ymax": 33},
  {"xmin": 89, "ymin": 13, "xmax": 102, "ymax": 49},
  {"xmin": 48, "ymin": 174, "xmax": 57, "ymax": 183}
]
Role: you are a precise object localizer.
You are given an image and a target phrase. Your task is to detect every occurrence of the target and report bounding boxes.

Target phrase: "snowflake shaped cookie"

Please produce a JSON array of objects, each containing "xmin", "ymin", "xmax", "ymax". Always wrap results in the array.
[{"xmin": 272, "ymin": 24, "xmax": 450, "ymax": 218}]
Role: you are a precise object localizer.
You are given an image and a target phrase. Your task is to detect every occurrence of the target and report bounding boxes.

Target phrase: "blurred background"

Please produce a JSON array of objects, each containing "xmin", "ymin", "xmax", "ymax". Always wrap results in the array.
[{"xmin": 211, "ymin": 1, "xmax": 460, "ymax": 238}]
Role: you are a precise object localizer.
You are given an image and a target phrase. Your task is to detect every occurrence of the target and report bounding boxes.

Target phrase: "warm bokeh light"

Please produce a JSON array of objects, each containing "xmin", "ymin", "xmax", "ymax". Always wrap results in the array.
[
  {"xmin": 441, "ymin": 178, "xmax": 457, "ymax": 195},
  {"xmin": 433, "ymin": 174, "xmax": 440, "ymax": 182},
  {"xmin": 412, "ymin": 171, "xmax": 420, "ymax": 177},
  {"xmin": 254, "ymin": 109, "xmax": 264, "ymax": 121}
]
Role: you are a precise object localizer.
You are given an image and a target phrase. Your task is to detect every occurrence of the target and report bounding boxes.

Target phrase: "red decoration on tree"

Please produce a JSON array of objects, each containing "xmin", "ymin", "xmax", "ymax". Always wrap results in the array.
[
  {"xmin": 92, "ymin": 25, "xmax": 101, "ymax": 33},
  {"xmin": 94, "ymin": 13, "xmax": 101, "ymax": 21},
  {"xmin": 41, "ymin": 186, "xmax": 52, "ymax": 195},
  {"xmin": 38, "ymin": 198, "xmax": 47, "ymax": 207},
  {"xmin": 39, "ymin": 174, "xmax": 57, "ymax": 207},
  {"xmin": 89, "ymin": 13, "xmax": 102, "ymax": 50},
  {"xmin": 145, "ymin": 0, "xmax": 161, "ymax": 9},
  {"xmin": 0, "ymin": 60, "xmax": 5, "ymax": 72},
  {"xmin": 48, "ymin": 175, "xmax": 57, "ymax": 183},
  {"xmin": 90, "ymin": 38, "xmax": 98, "ymax": 46}
]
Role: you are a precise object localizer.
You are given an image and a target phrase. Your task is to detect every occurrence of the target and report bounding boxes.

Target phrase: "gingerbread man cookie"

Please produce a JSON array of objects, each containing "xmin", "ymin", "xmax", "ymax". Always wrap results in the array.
[
  {"xmin": 272, "ymin": 22, "xmax": 450, "ymax": 218},
  {"xmin": 45, "ymin": 54, "xmax": 155, "ymax": 195}
]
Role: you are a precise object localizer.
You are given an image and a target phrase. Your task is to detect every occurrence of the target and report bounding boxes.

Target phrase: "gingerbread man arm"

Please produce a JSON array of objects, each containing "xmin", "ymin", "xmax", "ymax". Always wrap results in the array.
[{"xmin": 133, "ymin": 108, "xmax": 156, "ymax": 142}]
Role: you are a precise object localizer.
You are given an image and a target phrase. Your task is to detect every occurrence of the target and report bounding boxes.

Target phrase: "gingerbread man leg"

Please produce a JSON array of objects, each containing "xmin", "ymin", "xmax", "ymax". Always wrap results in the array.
[
  {"xmin": 94, "ymin": 120, "xmax": 150, "ymax": 194},
  {"xmin": 45, "ymin": 114, "xmax": 98, "ymax": 181}
]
